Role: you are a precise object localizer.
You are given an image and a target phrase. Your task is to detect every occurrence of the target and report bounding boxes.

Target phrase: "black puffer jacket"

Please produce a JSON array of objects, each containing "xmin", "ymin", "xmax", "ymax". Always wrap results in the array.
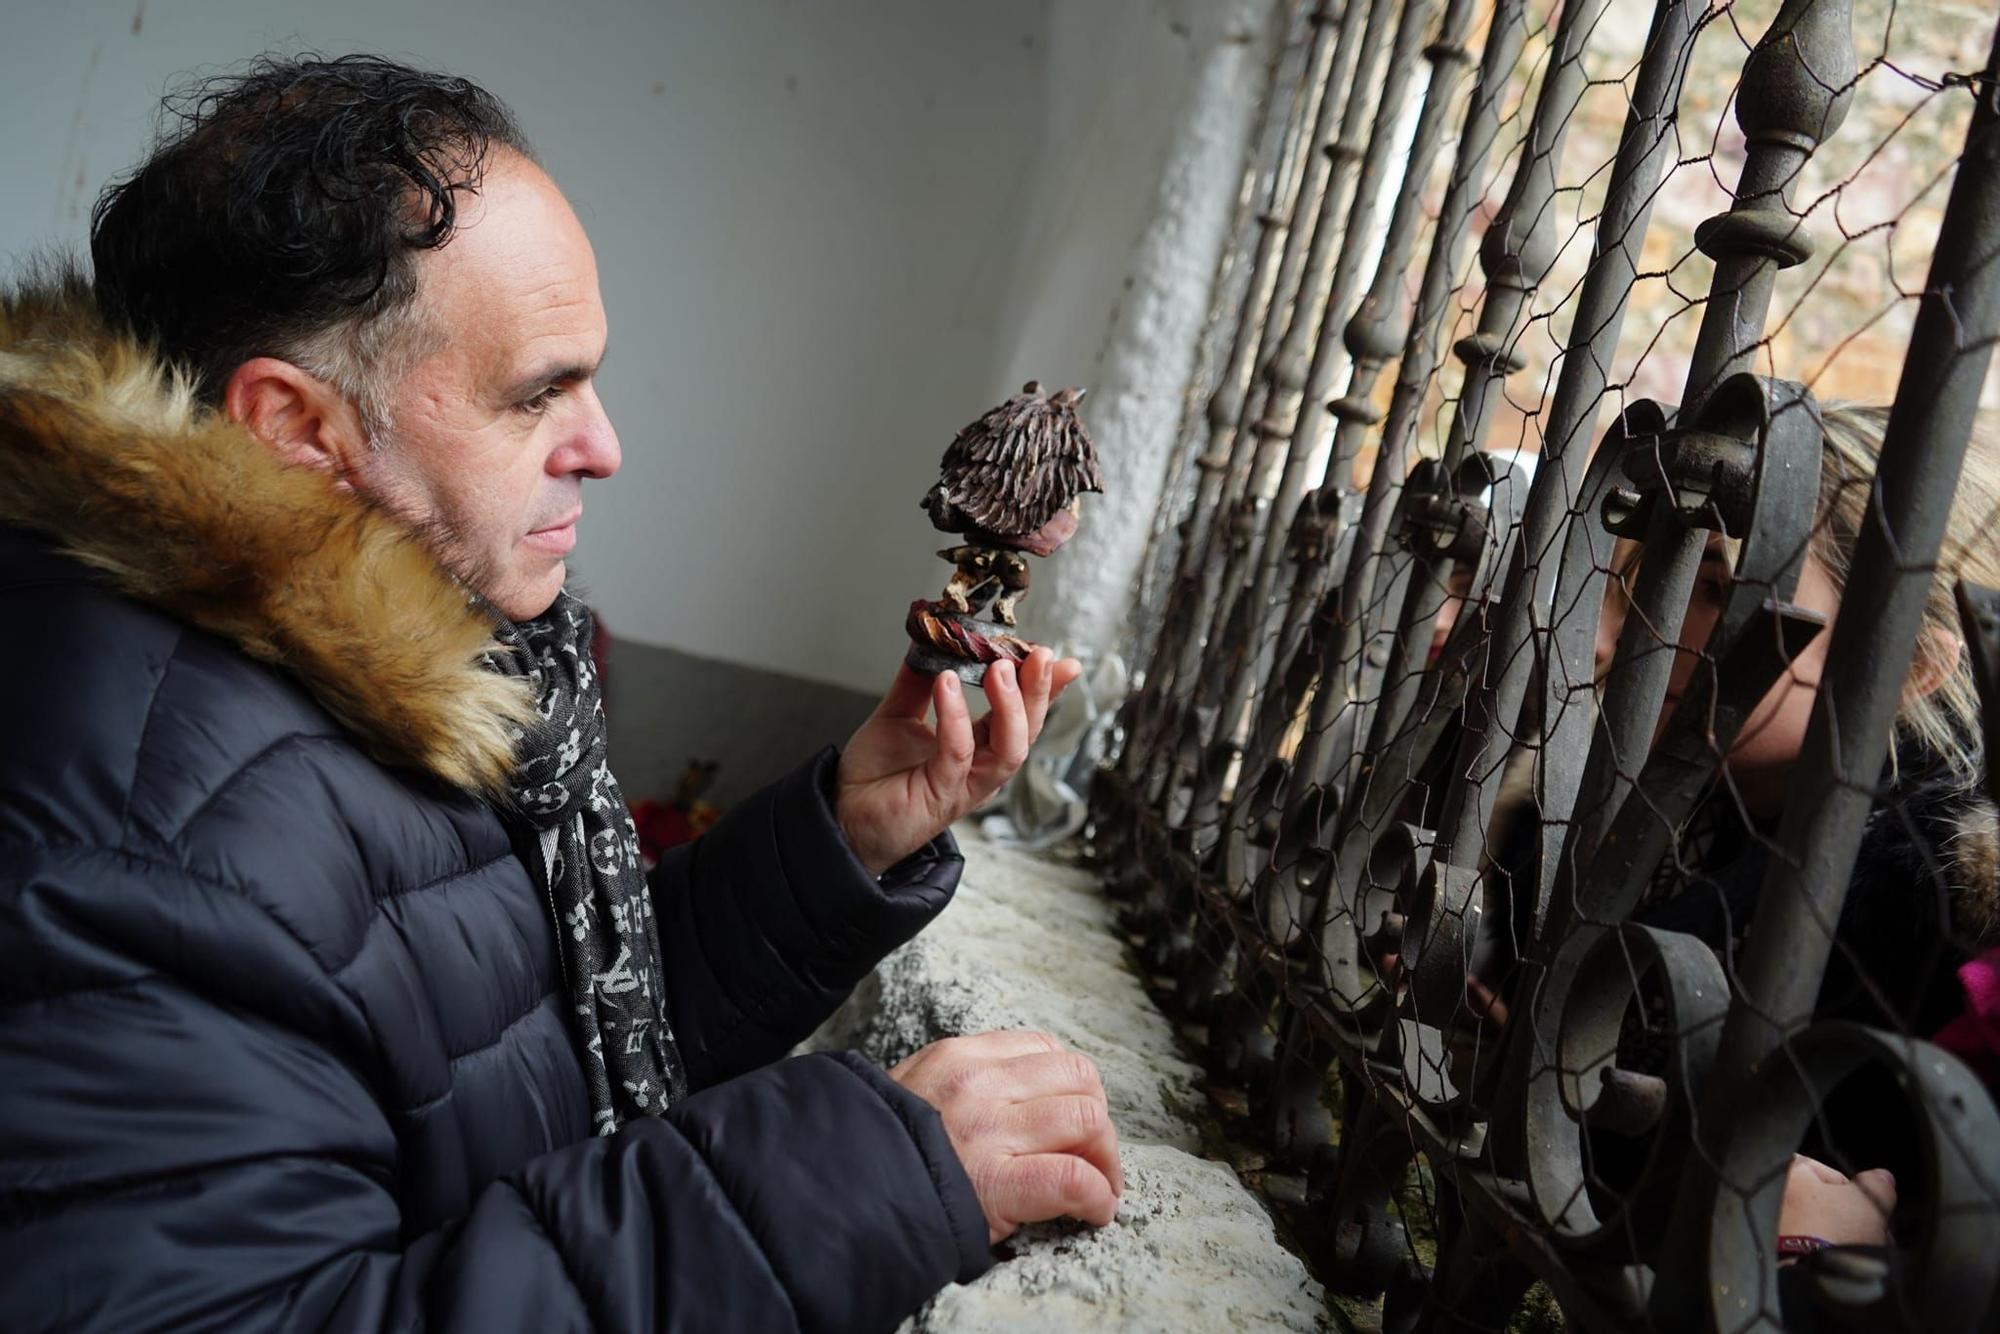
[{"xmin": 0, "ymin": 280, "xmax": 991, "ymax": 1330}]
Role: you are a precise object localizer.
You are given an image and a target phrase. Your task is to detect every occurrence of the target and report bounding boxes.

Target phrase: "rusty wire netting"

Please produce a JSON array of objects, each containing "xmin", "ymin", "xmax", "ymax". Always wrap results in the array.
[{"xmin": 1093, "ymin": 0, "xmax": 2000, "ymax": 1329}]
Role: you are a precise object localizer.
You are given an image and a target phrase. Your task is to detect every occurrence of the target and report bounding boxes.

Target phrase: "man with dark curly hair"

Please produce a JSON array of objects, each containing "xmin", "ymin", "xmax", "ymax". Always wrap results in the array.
[{"xmin": 0, "ymin": 55, "xmax": 1121, "ymax": 1331}]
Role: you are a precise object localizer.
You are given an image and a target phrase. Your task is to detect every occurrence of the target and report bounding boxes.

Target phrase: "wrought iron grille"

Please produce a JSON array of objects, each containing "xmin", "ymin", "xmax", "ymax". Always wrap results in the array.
[{"xmin": 1092, "ymin": 0, "xmax": 2000, "ymax": 1328}]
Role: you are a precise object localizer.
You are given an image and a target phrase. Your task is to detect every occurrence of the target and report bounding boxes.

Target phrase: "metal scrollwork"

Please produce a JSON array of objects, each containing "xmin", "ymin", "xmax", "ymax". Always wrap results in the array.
[
  {"xmin": 1093, "ymin": 1, "xmax": 2000, "ymax": 1327},
  {"xmin": 1523, "ymin": 924, "xmax": 1730, "ymax": 1258},
  {"xmin": 1703, "ymin": 1025, "xmax": 2000, "ymax": 1331}
]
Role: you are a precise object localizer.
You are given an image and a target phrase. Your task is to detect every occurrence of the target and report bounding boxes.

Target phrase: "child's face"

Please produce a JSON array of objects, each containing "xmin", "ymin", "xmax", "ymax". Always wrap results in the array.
[
  {"xmin": 1596, "ymin": 535, "xmax": 1840, "ymax": 818},
  {"xmin": 1426, "ymin": 562, "xmax": 1479, "ymax": 667}
]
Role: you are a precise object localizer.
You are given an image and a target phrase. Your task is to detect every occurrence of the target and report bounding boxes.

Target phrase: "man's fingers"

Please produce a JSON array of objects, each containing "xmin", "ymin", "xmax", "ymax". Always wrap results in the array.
[
  {"xmin": 924, "ymin": 671, "xmax": 976, "ymax": 794},
  {"xmin": 950, "ymin": 1029, "xmax": 1066, "ymax": 1063},
  {"xmin": 1020, "ymin": 648, "xmax": 1055, "ymax": 740},
  {"xmin": 991, "ymin": 1095, "xmax": 1122, "ymax": 1198},
  {"xmin": 1051, "ymin": 657, "xmax": 1082, "ymax": 697},
  {"xmin": 989, "ymin": 1049, "xmax": 1107, "ymax": 1104},
  {"xmin": 986, "ymin": 1153, "xmax": 1120, "ymax": 1236},
  {"xmin": 991, "ymin": 1094, "xmax": 1109, "ymax": 1151},
  {"xmin": 890, "ymin": 1030, "xmax": 1063, "ymax": 1091},
  {"xmin": 901, "ymin": 1034, "xmax": 1123, "ymax": 1246},
  {"xmin": 876, "ymin": 663, "xmax": 941, "ymax": 721},
  {"xmin": 904, "ymin": 1030, "xmax": 1065, "ymax": 1084},
  {"xmin": 977, "ymin": 659, "xmax": 1030, "ymax": 780}
]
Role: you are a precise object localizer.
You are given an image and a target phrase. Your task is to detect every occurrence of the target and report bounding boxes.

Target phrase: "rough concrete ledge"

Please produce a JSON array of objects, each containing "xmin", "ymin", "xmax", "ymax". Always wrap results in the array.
[{"xmin": 808, "ymin": 830, "xmax": 1330, "ymax": 1332}]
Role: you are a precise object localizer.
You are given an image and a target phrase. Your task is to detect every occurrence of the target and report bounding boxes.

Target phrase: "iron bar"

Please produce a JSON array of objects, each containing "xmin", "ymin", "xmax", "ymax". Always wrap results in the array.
[
  {"xmin": 1192, "ymin": 0, "xmax": 1486, "ymax": 828},
  {"xmin": 1548, "ymin": 0, "xmax": 1858, "ymax": 907},
  {"xmin": 1119, "ymin": 0, "xmax": 1340, "ymax": 784},
  {"xmin": 1300, "ymin": 0, "xmax": 1605, "ymax": 849},
  {"xmin": 1147, "ymin": 0, "xmax": 1401, "ymax": 809},
  {"xmin": 1127, "ymin": 0, "xmax": 1323, "ymax": 658}
]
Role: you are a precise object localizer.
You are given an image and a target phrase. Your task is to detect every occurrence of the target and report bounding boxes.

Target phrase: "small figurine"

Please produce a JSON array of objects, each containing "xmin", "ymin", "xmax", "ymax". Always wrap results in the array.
[{"xmin": 906, "ymin": 381, "xmax": 1103, "ymax": 684}]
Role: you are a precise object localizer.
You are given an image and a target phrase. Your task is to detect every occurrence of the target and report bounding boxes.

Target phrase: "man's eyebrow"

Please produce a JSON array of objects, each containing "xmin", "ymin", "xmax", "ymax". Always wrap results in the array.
[{"xmin": 505, "ymin": 349, "xmax": 607, "ymax": 400}]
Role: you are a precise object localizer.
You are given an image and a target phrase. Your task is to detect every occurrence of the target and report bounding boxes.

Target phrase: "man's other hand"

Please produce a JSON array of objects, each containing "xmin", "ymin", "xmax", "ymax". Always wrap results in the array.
[
  {"xmin": 836, "ymin": 648, "xmax": 1081, "ymax": 875},
  {"xmin": 887, "ymin": 1031, "xmax": 1122, "ymax": 1245}
]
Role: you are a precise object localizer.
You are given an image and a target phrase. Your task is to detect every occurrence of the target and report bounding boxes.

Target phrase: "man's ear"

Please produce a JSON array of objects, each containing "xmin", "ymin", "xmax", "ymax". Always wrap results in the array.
[{"xmin": 221, "ymin": 357, "xmax": 370, "ymax": 477}]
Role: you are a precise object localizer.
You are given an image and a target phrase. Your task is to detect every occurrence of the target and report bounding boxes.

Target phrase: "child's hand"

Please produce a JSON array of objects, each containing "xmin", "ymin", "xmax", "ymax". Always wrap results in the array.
[{"xmin": 1778, "ymin": 1154, "xmax": 1896, "ymax": 1248}]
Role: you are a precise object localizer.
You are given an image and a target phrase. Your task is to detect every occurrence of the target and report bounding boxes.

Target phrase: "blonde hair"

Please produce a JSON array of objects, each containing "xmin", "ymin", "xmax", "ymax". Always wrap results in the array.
[{"xmin": 1814, "ymin": 404, "xmax": 2000, "ymax": 794}]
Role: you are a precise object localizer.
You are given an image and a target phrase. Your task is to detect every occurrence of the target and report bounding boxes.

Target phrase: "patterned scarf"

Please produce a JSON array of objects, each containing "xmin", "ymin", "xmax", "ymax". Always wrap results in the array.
[{"xmin": 487, "ymin": 590, "xmax": 686, "ymax": 1134}]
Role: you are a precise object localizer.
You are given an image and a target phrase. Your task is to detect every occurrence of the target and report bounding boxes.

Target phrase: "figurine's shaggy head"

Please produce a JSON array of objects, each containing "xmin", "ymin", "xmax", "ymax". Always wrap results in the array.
[{"xmin": 922, "ymin": 380, "xmax": 1103, "ymax": 546}]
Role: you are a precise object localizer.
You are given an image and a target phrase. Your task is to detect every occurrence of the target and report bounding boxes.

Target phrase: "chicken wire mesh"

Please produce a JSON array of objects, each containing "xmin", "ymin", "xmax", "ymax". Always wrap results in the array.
[{"xmin": 1093, "ymin": 0, "xmax": 2000, "ymax": 1329}]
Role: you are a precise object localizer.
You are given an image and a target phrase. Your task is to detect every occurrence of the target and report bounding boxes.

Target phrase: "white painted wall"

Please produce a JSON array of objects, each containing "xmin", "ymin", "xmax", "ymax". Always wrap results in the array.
[
  {"xmin": 985, "ymin": 0, "xmax": 1281, "ymax": 660},
  {"xmin": 2, "ymin": 0, "xmax": 1268, "ymax": 694}
]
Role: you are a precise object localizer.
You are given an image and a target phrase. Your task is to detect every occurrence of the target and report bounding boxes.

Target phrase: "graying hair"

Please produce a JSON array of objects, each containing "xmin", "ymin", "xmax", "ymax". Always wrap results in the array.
[{"xmin": 281, "ymin": 291, "xmax": 443, "ymax": 445}]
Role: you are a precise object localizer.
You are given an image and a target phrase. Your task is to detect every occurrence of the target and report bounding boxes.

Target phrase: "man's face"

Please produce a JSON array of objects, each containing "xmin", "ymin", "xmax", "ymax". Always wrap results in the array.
[{"xmin": 354, "ymin": 151, "xmax": 620, "ymax": 621}]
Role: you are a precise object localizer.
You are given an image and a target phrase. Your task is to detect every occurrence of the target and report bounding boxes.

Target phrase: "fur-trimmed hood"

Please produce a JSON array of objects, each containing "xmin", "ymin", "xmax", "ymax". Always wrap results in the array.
[{"xmin": 0, "ymin": 271, "xmax": 531, "ymax": 795}]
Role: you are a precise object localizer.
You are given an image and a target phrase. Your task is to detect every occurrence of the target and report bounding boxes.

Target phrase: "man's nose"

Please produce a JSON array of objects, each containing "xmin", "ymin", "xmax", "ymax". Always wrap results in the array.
[{"xmin": 555, "ymin": 391, "xmax": 622, "ymax": 480}]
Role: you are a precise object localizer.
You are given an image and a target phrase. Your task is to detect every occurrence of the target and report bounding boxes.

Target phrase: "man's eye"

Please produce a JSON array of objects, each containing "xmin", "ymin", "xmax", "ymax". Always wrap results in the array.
[{"xmin": 520, "ymin": 384, "xmax": 567, "ymax": 415}]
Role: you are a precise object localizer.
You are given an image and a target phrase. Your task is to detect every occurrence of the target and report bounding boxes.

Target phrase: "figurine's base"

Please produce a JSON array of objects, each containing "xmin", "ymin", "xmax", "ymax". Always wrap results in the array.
[
  {"xmin": 905, "ymin": 642, "xmax": 996, "ymax": 687},
  {"xmin": 904, "ymin": 600, "xmax": 1036, "ymax": 688}
]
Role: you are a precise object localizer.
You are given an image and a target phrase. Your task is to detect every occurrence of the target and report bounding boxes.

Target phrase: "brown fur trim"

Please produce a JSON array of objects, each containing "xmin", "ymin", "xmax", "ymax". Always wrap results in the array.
[{"xmin": 0, "ymin": 273, "xmax": 532, "ymax": 797}]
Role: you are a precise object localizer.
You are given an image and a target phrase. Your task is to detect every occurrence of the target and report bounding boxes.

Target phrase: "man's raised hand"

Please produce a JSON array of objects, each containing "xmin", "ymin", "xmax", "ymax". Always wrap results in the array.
[
  {"xmin": 835, "ymin": 648, "xmax": 1081, "ymax": 875},
  {"xmin": 887, "ymin": 1030, "xmax": 1122, "ymax": 1244}
]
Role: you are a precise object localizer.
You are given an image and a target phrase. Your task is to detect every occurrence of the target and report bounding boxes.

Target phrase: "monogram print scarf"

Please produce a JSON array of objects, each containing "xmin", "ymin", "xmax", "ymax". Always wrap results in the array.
[{"xmin": 488, "ymin": 591, "xmax": 687, "ymax": 1133}]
